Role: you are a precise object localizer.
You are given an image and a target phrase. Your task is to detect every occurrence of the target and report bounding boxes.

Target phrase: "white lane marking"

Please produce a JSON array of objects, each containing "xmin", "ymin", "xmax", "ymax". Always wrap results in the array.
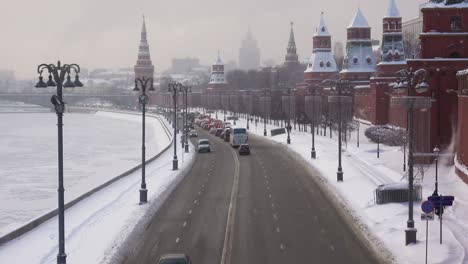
[
  {"xmin": 188, "ymin": 209, "xmax": 192, "ymax": 215},
  {"xmin": 280, "ymin": 243, "xmax": 285, "ymax": 251},
  {"xmin": 194, "ymin": 199, "xmax": 198, "ymax": 204},
  {"xmin": 268, "ymin": 194, "xmax": 272, "ymax": 199},
  {"xmin": 220, "ymin": 141, "xmax": 241, "ymax": 264},
  {"xmin": 276, "ymin": 227, "xmax": 280, "ymax": 233},
  {"xmin": 273, "ymin": 213, "xmax": 278, "ymax": 221},
  {"xmin": 198, "ymin": 191, "xmax": 201, "ymax": 196},
  {"xmin": 267, "ymin": 186, "xmax": 270, "ymax": 190},
  {"xmin": 175, "ymin": 237, "xmax": 180, "ymax": 243},
  {"xmin": 271, "ymin": 203, "xmax": 275, "ymax": 208},
  {"xmin": 321, "ymin": 228, "xmax": 325, "ymax": 234},
  {"xmin": 182, "ymin": 221, "xmax": 187, "ymax": 228},
  {"xmin": 330, "ymin": 245, "xmax": 335, "ymax": 251}
]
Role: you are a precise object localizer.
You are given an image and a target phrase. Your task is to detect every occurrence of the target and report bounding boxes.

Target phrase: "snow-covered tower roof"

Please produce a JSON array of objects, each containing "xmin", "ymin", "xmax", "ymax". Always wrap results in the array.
[
  {"xmin": 134, "ymin": 15, "xmax": 155, "ymax": 89},
  {"xmin": 384, "ymin": 0, "xmax": 401, "ymax": 18},
  {"xmin": 304, "ymin": 13, "xmax": 338, "ymax": 83},
  {"xmin": 341, "ymin": 8, "xmax": 376, "ymax": 81},
  {"xmin": 284, "ymin": 22, "xmax": 299, "ymax": 66},
  {"xmin": 348, "ymin": 8, "xmax": 370, "ymax": 28},
  {"xmin": 209, "ymin": 51, "xmax": 227, "ymax": 86},
  {"xmin": 314, "ymin": 13, "xmax": 330, "ymax": 37}
]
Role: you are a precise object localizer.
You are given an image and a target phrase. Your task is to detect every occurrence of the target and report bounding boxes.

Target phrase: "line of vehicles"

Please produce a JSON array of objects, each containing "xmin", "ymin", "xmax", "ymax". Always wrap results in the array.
[{"xmin": 193, "ymin": 115, "xmax": 250, "ymax": 155}]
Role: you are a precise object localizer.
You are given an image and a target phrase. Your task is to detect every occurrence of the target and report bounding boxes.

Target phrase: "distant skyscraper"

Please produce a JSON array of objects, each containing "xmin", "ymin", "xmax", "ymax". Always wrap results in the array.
[
  {"xmin": 284, "ymin": 22, "xmax": 299, "ymax": 66},
  {"xmin": 239, "ymin": 28, "xmax": 261, "ymax": 71},
  {"xmin": 134, "ymin": 16, "xmax": 154, "ymax": 89}
]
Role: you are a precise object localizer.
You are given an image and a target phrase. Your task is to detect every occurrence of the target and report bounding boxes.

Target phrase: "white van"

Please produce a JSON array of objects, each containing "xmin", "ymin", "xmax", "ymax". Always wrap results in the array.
[{"xmin": 230, "ymin": 127, "xmax": 248, "ymax": 147}]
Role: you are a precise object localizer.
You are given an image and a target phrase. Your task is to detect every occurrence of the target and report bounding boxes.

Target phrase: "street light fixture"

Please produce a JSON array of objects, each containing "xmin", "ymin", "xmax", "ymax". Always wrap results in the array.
[
  {"xmin": 260, "ymin": 88, "xmax": 271, "ymax": 136},
  {"xmin": 134, "ymin": 77, "xmax": 154, "ymax": 204},
  {"xmin": 324, "ymin": 79, "xmax": 353, "ymax": 182},
  {"xmin": 181, "ymin": 85, "xmax": 192, "ymax": 153},
  {"xmin": 306, "ymin": 84, "xmax": 322, "ymax": 159},
  {"xmin": 35, "ymin": 61, "xmax": 83, "ymax": 264},
  {"xmin": 168, "ymin": 82, "xmax": 183, "ymax": 170},
  {"xmin": 283, "ymin": 87, "xmax": 293, "ymax": 145},
  {"xmin": 392, "ymin": 67, "xmax": 430, "ymax": 245},
  {"xmin": 433, "ymin": 146, "xmax": 440, "ymax": 196}
]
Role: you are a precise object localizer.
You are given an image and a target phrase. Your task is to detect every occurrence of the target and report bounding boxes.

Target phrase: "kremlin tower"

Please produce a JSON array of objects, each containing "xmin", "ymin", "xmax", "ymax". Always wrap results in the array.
[
  {"xmin": 304, "ymin": 13, "xmax": 338, "ymax": 84},
  {"xmin": 208, "ymin": 51, "xmax": 227, "ymax": 91},
  {"xmin": 134, "ymin": 16, "xmax": 155, "ymax": 90},
  {"xmin": 284, "ymin": 22, "xmax": 299, "ymax": 66},
  {"xmin": 340, "ymin": 8, "xmax": 376, "ymax": 84}
]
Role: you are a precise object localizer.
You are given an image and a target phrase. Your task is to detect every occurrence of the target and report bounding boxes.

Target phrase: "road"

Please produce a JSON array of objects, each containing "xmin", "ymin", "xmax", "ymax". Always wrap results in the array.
[{"xmin": 117, "ymin": 127, "xmax": 383, "ymax": 264}]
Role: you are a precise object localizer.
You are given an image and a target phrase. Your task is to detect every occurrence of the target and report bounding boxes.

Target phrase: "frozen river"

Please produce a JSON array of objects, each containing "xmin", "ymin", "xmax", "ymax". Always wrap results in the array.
[{"xmin": 0, "ymin": 110, "xmax": 169, "ymax": 237}]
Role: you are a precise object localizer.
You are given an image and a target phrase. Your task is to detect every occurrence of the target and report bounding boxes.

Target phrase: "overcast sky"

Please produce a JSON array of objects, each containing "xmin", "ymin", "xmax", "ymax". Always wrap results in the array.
[{"xmin": 1, "ymin": 0, "xmax": 426, "ymax": 79}]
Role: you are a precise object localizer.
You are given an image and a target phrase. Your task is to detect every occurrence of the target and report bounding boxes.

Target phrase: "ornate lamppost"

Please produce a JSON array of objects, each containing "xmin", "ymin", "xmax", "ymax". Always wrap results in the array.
[
  {"xmin": 260, "ymin": 88, "xmax": 271, "ymax": 136},
  {"xmin": 306, "ymin": 84, "xmax": 322, "ymax": 159},
  {"xmin": 35, "ymin": 61, "xmax": 83, "ymax": 264},
  {"xmin": 392, "ymin": 68, "xmax": 430, "ymax": 245},
  {"xmin": 134, "ymin": 77, "xmax": 154, "ymax": 204},
  {"xmin": 181, "ymin": 85, "xmax": 191, "ymax": 153},
  {"xmin": 168, "ymin": 82, "xmax": 183, "ymax": 170},
  {"xmin": 324, "ymin": 79, "xmax": 353, "ymax": 182},
  {"xmin": 283, "ymin": 87, "xmax": 293, "ymax": 144}
]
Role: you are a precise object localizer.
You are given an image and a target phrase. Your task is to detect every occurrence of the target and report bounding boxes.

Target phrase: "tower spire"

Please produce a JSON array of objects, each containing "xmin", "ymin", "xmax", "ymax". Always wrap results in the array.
[
  {"xmin": 284, "ymin": 21, "xmax": 299, "ymax": 66},
  {"xmin": 385, "ymin": 0, "xmax": 401, "ymax": 18},
  {"xmin": 134, "ymin": 15, "xmax": 154, "ymax": 90}
]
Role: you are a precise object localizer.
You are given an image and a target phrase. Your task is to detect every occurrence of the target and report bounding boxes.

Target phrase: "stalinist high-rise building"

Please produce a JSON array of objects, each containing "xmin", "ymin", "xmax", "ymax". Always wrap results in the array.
[
  {"xmin": 134, "ymin": 16, "xmax": 155, "ymax": 90},
  {"xmin": 238, "ymin": 28, "xmax": 261, "ymax": 71}
]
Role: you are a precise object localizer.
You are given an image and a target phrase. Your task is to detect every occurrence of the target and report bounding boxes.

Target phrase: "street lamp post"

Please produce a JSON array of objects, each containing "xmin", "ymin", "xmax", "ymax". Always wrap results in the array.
[
  {"xmin": 261, "ymin": 88, "xmax": 271, "ymax": 136},
  {"xmin": 433, "ymin": 147, "xmax": 440, "ymax": 196},
  {"xmin": 134, "ymin": 77, "xmax": 154, "ymax": 204},
  {"xmin": 181, "ymin": 85, "xmax": 191, "ymax": 153},
  {"xmin": 306, "ymin": 84, "xmax": 321, "ymax": 159},
  {"xmin": 403, "ymin": 135, "xmax": 407, "ymax": 171},
  {"xmin": 392, "ymin": 68, "xmax": 430, "ymax": 245},
  {"xmin": 168, "ymin": 82, "xmax": 183, "ymax": 170},
  {"xmin": 35, "ymin": 61, "xmax": 84, "ymax": 264},
  {"xmin": 324, "ymin": 79, "xmax": 352, "ymax": 182},
  {"xmin": 286, "ymin": 87, "xmax": 292, "ymax": 144}
]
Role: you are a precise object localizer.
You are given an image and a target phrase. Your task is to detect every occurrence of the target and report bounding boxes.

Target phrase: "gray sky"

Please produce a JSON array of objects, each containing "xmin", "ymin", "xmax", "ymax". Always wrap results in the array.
[{"xmin": 1, "ymin": 0, "xmax": 425, "ymax": 79}]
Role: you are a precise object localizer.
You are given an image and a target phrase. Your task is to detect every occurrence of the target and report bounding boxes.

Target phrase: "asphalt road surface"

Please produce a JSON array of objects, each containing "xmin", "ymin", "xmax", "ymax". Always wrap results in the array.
[{"xmin": 118, "ymin": 128, "xmax": 383, "ymax": 264}]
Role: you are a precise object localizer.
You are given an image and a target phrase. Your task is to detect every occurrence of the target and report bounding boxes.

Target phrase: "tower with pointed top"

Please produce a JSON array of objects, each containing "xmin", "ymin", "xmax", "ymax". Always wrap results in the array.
[
  {"xmin": 284, "ymin": 22, "xmax": 299, "ymax": 66},
  {"xmin": 340, "ymin": 8, "xmax": 376, "ymax": 84},
  {"xmin": 239, "ymin": 28, "xmax": 261, "ymax": 70},
  {"xmin": 381, "ymin": 0, "xmax": 405, "ymax": 64},
  {"xmin": 304, "ymin": 13, "xmax": 338, "ymax": 84},
  {"xmin": 134, "ymin": 16, "xmax": 154, "ymax": 90},
  {"xmin": 208, "ymin": 52, "xmax": 227, "ymax": 91}
]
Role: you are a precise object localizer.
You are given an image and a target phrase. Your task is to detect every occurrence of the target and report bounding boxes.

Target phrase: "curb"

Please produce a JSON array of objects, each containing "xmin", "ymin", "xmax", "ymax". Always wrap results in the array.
[{"xmin": 0, "ymin": 109, "xmax": 173, "ymax": 247}]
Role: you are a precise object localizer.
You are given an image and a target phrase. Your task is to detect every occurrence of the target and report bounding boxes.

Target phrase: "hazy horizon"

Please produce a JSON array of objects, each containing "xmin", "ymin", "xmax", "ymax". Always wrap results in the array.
[{"xmin": 1, "ymin": 0, "xmax": 425, "ymax": 79}]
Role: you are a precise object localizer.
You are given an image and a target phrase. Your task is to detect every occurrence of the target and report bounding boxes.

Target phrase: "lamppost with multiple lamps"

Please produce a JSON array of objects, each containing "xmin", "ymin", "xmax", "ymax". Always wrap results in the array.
[
  {"xmin": 181, "ymin": 85, "xmax": 191, "ymax": 153},
  {"xmin": 392, "ymin": 68, "xmax": 430, "ymax": 245},
  {"xmin": 134, "ymin": 77, "xmax": 154, "ymax": 204},
  {"xmin": 323, "ymin": 79, "xmax": 353, "ymax": 182},
  {"xmin": 306, "ymin": 84, "xmax": 322, "ymax": 159},
  {"xmin": 284, "ymin": 86, "xmax": 293, "ymax": 144},
  {"xmin": 168, "ymin": 82, "xmax": 183, "ymax": 170},
  {"xmin": 261, "ymin": 88, "xmax": 271, "ymax": 136},
  {"xmin": 35, "ymin": 61, "xmax": 83, "ymax": 264}
]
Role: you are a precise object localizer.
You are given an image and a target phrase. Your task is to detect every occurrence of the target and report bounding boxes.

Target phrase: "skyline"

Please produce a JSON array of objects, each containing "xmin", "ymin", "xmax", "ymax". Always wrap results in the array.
[{"xmin": 1, "ymin": 0, "xmax": 424, "ymax": 79}]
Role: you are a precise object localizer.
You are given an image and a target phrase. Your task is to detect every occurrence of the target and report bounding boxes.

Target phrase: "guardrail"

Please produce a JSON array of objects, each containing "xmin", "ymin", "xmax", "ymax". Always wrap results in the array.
[
  {"xmin": 0, "ymin": 109, "xmax": 173, "ymax": 246},
  {"xmin": 375, "ymin": 183, "xmax": 422, "ymax": 204}
]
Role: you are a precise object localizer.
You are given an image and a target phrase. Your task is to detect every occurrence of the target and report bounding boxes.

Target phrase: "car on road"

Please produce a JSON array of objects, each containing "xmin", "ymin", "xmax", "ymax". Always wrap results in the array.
[
  {"xmin": 230, "ymin": 127, "xmax": 248, "ymax": 147},
  {"xmin": 238, "ymin": 144, "xmax": 250, "ymax": 155},
  {"xmin": 197, "ymin": 139, "xmax": 211, "ymax": 153},
  {"xmin": 158, "ymin": 253, "xmax": 192, "ymax": 264},
  {"xmin": 209, "ymin": 128, "xmax": 217, "ymax": 134},
  {"xmin": 224, "ymin": 129, "xmax": 230, "ymax": 142},
  {"xmin": 189, "ymin": 130, "xmax": 198, "ymax": 137},
  {"xmin": 215, "ymin": 128, "xmax": 224, "ymax": 137}
]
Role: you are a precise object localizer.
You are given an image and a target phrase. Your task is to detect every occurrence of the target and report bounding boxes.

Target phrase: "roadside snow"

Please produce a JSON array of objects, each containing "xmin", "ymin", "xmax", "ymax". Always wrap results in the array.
[
  {"xmin": 219, "ymin": 112, "xmax": 468, "ymax": 264},
  {"xmin": 0, "ymin": 113, "xmax": 195, "ymax": 264}
]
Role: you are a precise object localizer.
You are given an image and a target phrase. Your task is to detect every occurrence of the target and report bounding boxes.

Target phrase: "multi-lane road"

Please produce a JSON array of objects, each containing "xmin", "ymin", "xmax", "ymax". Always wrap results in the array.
[{"xmin": 117, "ymin": 127, "xmax": 384, "ymax": 264}]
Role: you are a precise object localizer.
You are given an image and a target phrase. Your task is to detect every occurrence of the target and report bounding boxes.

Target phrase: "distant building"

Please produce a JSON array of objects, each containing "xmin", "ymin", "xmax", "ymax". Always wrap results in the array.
[
  {"xmin": 333, "ymin": 42, "xmax": 344, "ymax": 70},
  {"xmin": 239, "ymin": 28, "xmax": 261, "ymax": 71},
  {"xmin": 170, "ymin": 58, "xmax": 200, "ymax": 74},
  {"xmin": 340, "ymin": 8, "xmax": 376, "ymax": 84},
  {"xmin": 134, "ymin": 16, "xmax": 155, "ymax": 90},
  {"xmin": 208, "ymin": 52, "xmax": 227, "ymax": 90},
  {"xmin": 284, "ymin": 22, "xmax": 299, "ymax": 67},
  {"xmin": 402, "ymin": 5, "xmax": 423, "ymax": 59},
  {"xmin": 0, "ymin": 70, "xmax": 15, "ymax": 92}
]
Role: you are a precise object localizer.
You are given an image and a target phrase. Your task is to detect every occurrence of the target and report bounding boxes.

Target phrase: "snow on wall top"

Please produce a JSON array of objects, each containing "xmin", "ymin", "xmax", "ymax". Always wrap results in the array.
[
  {"xmin": 385, "ymin": 0, "xmax": 401, "ymax": 18},
  {"xmin": 314, "ymin": 12, "xmax": 331, "ymax": 37},
  {"xmin": 423, "ymin": 0, "xmax": 468, "ymax": 8},
  {"xmin": 348, "ymin": 8, "xmax": 370, "ymax": 28}
]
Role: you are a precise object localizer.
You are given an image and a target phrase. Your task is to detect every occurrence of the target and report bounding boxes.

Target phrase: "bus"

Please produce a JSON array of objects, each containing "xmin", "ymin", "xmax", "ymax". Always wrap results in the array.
[{"xmin": 230, "ymin": 127, "xmax": 248, "ymax": 147}]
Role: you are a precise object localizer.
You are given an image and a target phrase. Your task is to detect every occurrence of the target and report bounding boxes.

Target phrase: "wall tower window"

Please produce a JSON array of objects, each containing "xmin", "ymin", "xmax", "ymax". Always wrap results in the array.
[{"xmin": 451, "ymin": 16, "xmax": 462, "ymax": 31}]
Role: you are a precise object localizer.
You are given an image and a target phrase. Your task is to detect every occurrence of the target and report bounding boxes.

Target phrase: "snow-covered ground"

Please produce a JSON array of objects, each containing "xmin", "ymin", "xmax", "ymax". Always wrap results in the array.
[
  {"xmin": 0, "ymin": 110, "xmax": 168, "ymax": 237},
  {"xmin": 219, "ymin": 112, "xmax": 468, "ymax": 264},
  {"xmin": 0, "ymin": 111, "xmax": 195, "ymax": 263}
]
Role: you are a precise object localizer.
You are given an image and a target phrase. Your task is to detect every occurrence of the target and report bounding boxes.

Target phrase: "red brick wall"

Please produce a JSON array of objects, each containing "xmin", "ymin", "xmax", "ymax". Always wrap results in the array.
[
  {"xmin": 353, "ymin": 86, "xmax": 373, "ymax": 123},
  {"xmin": 458, "ymin": 95, "xmax": 468, "ymax": 166}
]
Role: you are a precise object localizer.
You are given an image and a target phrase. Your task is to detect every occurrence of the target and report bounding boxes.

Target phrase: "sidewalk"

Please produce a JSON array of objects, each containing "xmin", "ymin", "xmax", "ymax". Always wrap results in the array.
[{"xmin": 222, "ymin": 112, "xmax": 468, "ymax": 264}]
